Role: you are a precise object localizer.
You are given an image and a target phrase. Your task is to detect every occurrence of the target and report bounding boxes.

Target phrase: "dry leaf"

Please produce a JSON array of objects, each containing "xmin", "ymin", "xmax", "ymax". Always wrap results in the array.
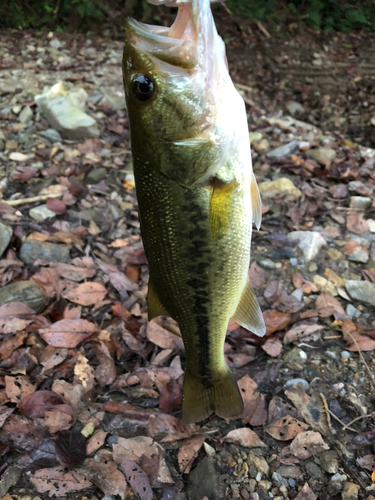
[
  {"xmin": 86, "ymin": 430, "xmax": 107, "ymax": 456},
  {"xmin": 74, "ymin": 354, "xmax": 95, "ymax": 390},
  {"xmin": 285, "ymin": 389, "xmax": 330, "ymax": 435},
  {"xmin": 292, "ymin": 273, "xmax": 319, "ymax": 294},
  {"xmin": 237, "ymin": 375, "xmax": 258, "ymax": 405},
  {"xmin": 117, "ymin": 459, "xmax": 153, "ymax": 500},
  {"xmin": 241, "ymin": 394, "xmax": 268, "ymax": 426},
  {"xmin": 283, "ymin": 324, "xmax": 324, "ymax": 344},
  {"xmin": 94, "ymin": 342, "xmax": 116, "ymax": 387},
  {"xmin": 178, "ymin": 436, "xmax": 205, "ymax": 474},
  {"xmin": 261, "ymin": 337, "xmax": 283, "ymax": 357},
  {"xmin": 52, "ymin": 379, "xmax": 84, "ymax": 406},
  {"xmin": 19, "ymin": 390, "xmax": 64, "ymax": 418},
  {"xmin": 263, "ymin": 310, "xmax": 291, "ymax": 335},
  {"xmin": 357, "ymin": 454, "xmax": 375, "ymax": 471},
  {"xmin": 113, "ymin": 436, "xmax": 157, "ymax": 464},
  {"xmin": 54, "ymin": 263, "xmax": 96, "ymax": 281},
  {"xmin": 45, "ymin": 409, "xmax": 75, "ymax": 433},
  {"xmin": 316, "ymin": 294, "xmax": 345, "ymax": 318},
  {"xmin": 347, "ymin": 213, "xmax": 369, "ymax": 235},
  {"xmin": 30, "ymin": 467, "xmax": 91, "ymax": 496},
  {"xmin": 63, "ymin": 282, "xmax": 106, "ymax": 306},
  {"xmin": 223, "ymin": 428, "xmax": 266, "ymax": 448},
  {"xmin": 5, "ymin": 375, "xmax": 35, "ymax": 403},
  {"xmin": 249, "ymin": 261, "xmax": 266, "ymax": 289},
  {"xmin": 85, "ymin": 450, "xmax": 127, "ymax": 499},
  {"xmin": 147, "ymin": 321, "xmax": 184, "ymax": 351},
  {"xmin": 290, "ymin": 431, "xmax": 329, "ymax": 459},
  {"xmin": 294, "ymin": 483, "xmax": 317, "ymax": 500},
  {"xmin": 266, "ymin": 415, "xmax": 309, "ymax": 441},
  {"xmin": 39, "ymin": 319, "xmax": 97, "ymax": 348}
]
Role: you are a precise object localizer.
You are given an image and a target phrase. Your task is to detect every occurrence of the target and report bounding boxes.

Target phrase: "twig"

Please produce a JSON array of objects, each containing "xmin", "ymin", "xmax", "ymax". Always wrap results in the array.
[
  {"xmin": 235, "ymin": 83, "xmax": 254, "ymax": 93},
  {"xmin": 2, "ymin": 191, "xmax": 66, "ymax": 207},
  {"xmin": 256, "ymin": 21, "xmax": 271, "ymax": 38},
  {"xmin": 328, "ymin": 409, "xmax": 357, "ymax": 432},
  {"xmin": 342, "ymin": 411, "xmax": 375, "ymax": 431},
  {"xmin": 323, "ymin": 335, "xmax": 342, "ymax": 340},
  {"xmin": 346, "ymin": 331, "xmax": 375, "ymax": 390}
]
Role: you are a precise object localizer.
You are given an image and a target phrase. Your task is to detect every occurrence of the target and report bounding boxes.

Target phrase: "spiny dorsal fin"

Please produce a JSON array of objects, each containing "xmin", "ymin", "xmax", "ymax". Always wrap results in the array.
[
  {"xmin": 232, "ymin": 278, "xmax": 266, "ymax": 337},
  {"xmin": 209, "ymin": 178, "xmax": 235, "ymax": 241},
  {"xmin": 251, "ymin": 172, "xmax": 262, "ymax": 230},
  {"xmin": 147, "ymin": 280, "xmax": 169, "ymax": 320}
]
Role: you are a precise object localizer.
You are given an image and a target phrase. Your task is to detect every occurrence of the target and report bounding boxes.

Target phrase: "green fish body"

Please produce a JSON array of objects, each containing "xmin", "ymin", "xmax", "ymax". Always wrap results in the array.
[{"xmin": 123, "ymin": 0, "xmax": 265, "ymax": 423}]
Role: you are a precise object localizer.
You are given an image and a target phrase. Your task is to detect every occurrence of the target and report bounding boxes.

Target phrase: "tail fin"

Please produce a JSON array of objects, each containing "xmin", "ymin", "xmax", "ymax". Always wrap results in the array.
[{"xmin": 182, "ymin": 368, "xmax": 244, "ymax": 424}]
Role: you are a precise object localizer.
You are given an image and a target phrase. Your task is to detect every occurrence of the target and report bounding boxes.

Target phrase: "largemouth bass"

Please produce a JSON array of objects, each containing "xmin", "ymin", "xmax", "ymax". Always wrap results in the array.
[{"xmin": 123, "ymin": 0, "xmax": 266, "ymax": 424}]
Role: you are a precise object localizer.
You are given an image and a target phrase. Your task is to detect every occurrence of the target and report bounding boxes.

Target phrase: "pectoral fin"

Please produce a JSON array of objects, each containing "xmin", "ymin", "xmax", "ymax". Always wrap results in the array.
[
  {"xmin": 232, "ymin": 278, "xmax": 266, "ymax": 337},
  {"xmin": 209, "ymin": 178, "xmax": 235, "ymax": 240},
  {"xmin": 251, "ymin": 172, "xmax": 262, "ymax": 230},
  {"xmin": 147, "ymin": 280, "xmax": 169, "ymax": 320}
]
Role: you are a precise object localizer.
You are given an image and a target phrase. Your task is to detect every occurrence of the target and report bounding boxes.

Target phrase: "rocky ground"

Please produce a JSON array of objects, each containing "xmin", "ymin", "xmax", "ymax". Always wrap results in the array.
[{"xmin": 0, "ymin": 22, "xmax": 375, "ymax": 500}]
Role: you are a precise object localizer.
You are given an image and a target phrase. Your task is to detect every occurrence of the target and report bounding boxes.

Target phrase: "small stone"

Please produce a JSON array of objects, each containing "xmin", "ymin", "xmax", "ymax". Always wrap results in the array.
[
  {"xmin": 307, "ymin": 147, "xmax": 336, "ymax": 164},
  {"xmin": 20, "ymin": 239, "xmax": 71, "ymax": 264},
  {"xmin": 332, "ymin": 473, "xmax": 347, "ymax": 483},
  {"xmin": 290, "ymin": 258, "xmax": 298, "ymax": 266},
  {"xmin": 348, "ymin": 250, "xmax": 369, "ymax": 263},
  {"xmin": 309, "ymin": 262, "xmax": 318, "ymax": 272},
  {"xmin": 259, "ymin": 178, "xmax": 301, "ymax": 200},
  {"xmin": 272, "ymin": 473, "xmax": 288, "ymax": 488},
  {"xmin": 286, "ymin": 101, "xmax": 305, "ymax": 116},
  {"xmin": 305, "ymin": 462, "xmax": 322, "ymax": 479},
  {"xmin": 29, "ymin": 204, "xmax": 56, "ymax": 221},
  {"xmin": 9, "ymin": 152, "xmax": 28, "ymax": 161},
  {"xmin": 367, "ymin": 219, "xmax": 375, "ymax": 233},
  {"xmin": 327, "ymin": 247, "xmax": 343, "ymax": 260},
  {"xmin": 342, "ymin": 482, "xmax": 360, "ymax": 500},
  {"xmin": 187, "ymin": 457, "xmax": 223, "ymax": 500},
  {"xmin": 253, "ymin": 139, "xmax": 269, "ymax": 151},
  {"xmin": 249, "ymin": 132, "xmax": 263, "ymax": 144},
  {"xmin": 299, "ymin": 141, "xmax": 310, "ymax": 151},
  {"xmin": 19, "ymin": 106, "xmax": 33, "ymax": 124},
  {"xmin": 283, "ymin": 348, "xmax": 307, "ymax": 363},
  {"xmin": 255, "ymin": 472, "xmax": 262, "ymax": 482},
  {"xmin": 259, "ymin": 259, "xmax": 281, "ymax": 269},
  {"xmin": 288, "ymin": 231, "xmax": 326, "ymax": 261},
  {"xmin": 346, "ymin": 280, "xmax": 375, "ymax": 306},
  {"xmin": 266, "ymin": 140, "xmax": 299, "ymax": 159},
  {"xmin": 350, "ymin": 196, "xmax": 372, "ymax": 210},
  {"xmin": 345, "ymin": 304, "xmax": 361, "ymax": 319},
  {"xmin": 0, "ymin": 280, "xmax": 45, "ymax": 312},
  {"xmin": 247, "ymin": 454, "xmax": 269, "ymax": 476},
  {"xmin": 319, "ymin": 451, "xmax": 339, "ymax": 474},
  {"xmin": 0, "ymin": 222, "xmax": 12, "ymax": 257},
  {"xmin": 313, "ymin": 275, "xmax": 337, "ymax": 296},
  {"xmin": 39, "ymin": 128, "xmax": 62, "ymax": 142},
  {"xmin": 284, "ymin": 378, "xmax": 309, "ymax": 389},
  {"xmin": 85, "ymin": 167, "xmax": 108, "ymax": 184}
]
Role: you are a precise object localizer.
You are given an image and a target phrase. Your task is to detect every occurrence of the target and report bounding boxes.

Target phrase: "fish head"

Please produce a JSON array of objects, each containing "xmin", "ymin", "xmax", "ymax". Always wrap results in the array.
[{"xmin": 123, "ymin": 0, "xmax": 247, "ymax": 185}]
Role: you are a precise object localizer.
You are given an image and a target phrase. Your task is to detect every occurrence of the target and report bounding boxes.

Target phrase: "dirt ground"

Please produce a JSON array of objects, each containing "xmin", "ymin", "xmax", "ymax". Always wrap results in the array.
[{"xmin": 0, "ymin": 11, "xmax": 375, "ymax": 500}]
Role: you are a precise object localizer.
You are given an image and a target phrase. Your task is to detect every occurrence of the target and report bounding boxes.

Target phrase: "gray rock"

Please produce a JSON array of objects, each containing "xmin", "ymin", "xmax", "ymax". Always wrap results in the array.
[
  {"xmin": 39, "ymin": 96, "xmax": 99, "ymax": 139},
  {"xmin": 187, "ymin": 457, "xmax": 223, "ymax": 500},
  {"xmin": 305, "ymin": 462, "xmax": 322, "ymax": 479},
  {"xmin": 307, "ymin": 148, "xmax": 336, "ymax": 163},
  {"xmin": 0, "ymin": 222, "xmax": 12, "ymax": 256},
  {"xmin": 19, "ymin": 106, "xmax": 33, "ymax": 123},
  {"xmin": 288, "ymin": 231, "xmax": 326, "ymax": 261},
  {"xmin": 0, "ymin": 280, "xmax": 45, "ymax": 312},
  {"xmin": 346, "ymin": 280, "xmax": 375, "ymax": 306},
  {"xmin": 286, "ymin": 101, "xmax": 305, "ymax": 116},
  {"xmin": 39, "ymin": 128, "xmax": 62, "ymax": 142},
  {"xmin": 29, "ymin": 204, "xmax": 56, "ymax": 221},
  {"xmin": 259, "ymin": 178, "xmax": 301, "ymax": 200},
  {"xmin": 283, "ymin": 348, "xmax": 307, "ymax": 363},
  {"xmin": 345, "ymin": 304, "xmax": 361, "ymax": 319},
  {"xmin": 20, "ymin": 239, "xmax": 71, "ymax": 264},
  {"xmin": 266, "ymin": 140, "xmax": 299, "ymax": 159},
  {"xmin": 284, "ymin": 378, "xmax": 309, "ymax": 389},
  {"xmin": 85, "ymin": 167, "xmax": 108, "ymax": 184},
  {"xmin": 348, "ymin": 250, "xmax": 369, "ymax": 263},
  {"xmin": 349, "ymin": 196, "xmax": 372, "ymax": 210},
  {"xmin": 272, "ymin": 472, "xmax": 288, "ymax": 488},
  {"xmin": 319, "ymin": 451, "xmax": 339, "ymax": 474},
  {"xmin": 259, "ymin": 259, "xmax": 282, "ymax": 269}
]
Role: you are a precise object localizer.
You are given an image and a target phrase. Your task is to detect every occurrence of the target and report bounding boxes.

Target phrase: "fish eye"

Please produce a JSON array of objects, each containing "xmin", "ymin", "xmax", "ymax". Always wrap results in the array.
[{"xmin": 132, "ymin": 74, "xmax": 155, "ymax": 101}]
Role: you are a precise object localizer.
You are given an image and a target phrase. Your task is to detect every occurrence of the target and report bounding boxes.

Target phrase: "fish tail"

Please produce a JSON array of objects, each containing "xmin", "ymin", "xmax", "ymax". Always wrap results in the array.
[{"xmin": 182, "ymin": 367, "xmax": 244, "ymax": 424}]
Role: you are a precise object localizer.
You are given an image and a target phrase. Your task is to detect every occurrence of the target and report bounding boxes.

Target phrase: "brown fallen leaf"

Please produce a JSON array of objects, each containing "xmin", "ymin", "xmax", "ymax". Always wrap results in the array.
[
  {"xmin": 294, "ymin": 483, "xmax": 317, "ymax": 500},
  {"xmin": 316, "ymin": 293, "xmax": 345, "ymax": 318},
  {"xmin": 261, "ymin": 337, "xmax": 282, "ymax": 357},
  {"xmin": 31, "ymin": 268, "xmax": 60, "ymax": 297},
  {"xmin": 85, "ymin": 450, "xmax": 127, "ymax": 499},
  {"xmin": 5, "ymin": 375, "xmax": 35, "ymax": 404},
  {"xmin": 263, "ymin": 309, "xmax": 291, "ymax": 335},
  {"xmin": 285, "ymin": 389, "xmax": 330, "ymax": 435},
  {"xmin": 52, "ymin": 379, "xmax": 84, "ymax": 406},
  {"xmin": 292, "ymin": 273, "xmax": 319, "ymax": 294},
  {"xmin": 54, "ymin": 263, "xmax": 96, "ymax": 281},
  {"xmin": 46, "ymin": 197, "xmax": 66, "ymax": 215},
  {"xmin": 0, "ymin": 407, "xmax": 14, "ymax": 429},
  {"xmin": 237, "ymin": 375, "xmax": 258, "ymax": 404},
  {"xmin": 342, "ymin": 319, "xmax": 375, "ymax": 352},
  {"xmin": 94, "ymin": 341, "xmax": 116, "ymax": 387},
  {"xmin": 0, "ymin": 466, "xmax": 21, "ymax": 498},
  {"xmin": 147, "ymin": 321, "xmax": 184, "ymax": 351},
  {"xmin": 241, "ymin": 394, "xmax": 268, "ymax": 426},
  {"xmin": 347, "ymin": 212, "xmax": 369, "ymax": 235},
  {"xmin": 63, "ymin": 282, "xmax": 107, "ymax": 306},
  {"xmin": 0, "ymin": 331, "xmax": 28, "ymax": 361},
  {"xmin": 30, "ymin": 467, "xmax": 91, "ymax": 496},
  {"xmin": 178, "ymin": 436, "xmax": 205, "ymax": 474},
  {"xmin": 159, "ymin": 378, "xmax": 183, "ymax": 414},
  {"xmin": 324, "ymin": 268, "xmax": 346, "ymax": 288},
  {"xmin": 223, "ymin": 428, "xmax": 266, "ymax": 448},
  {"xmin": 19, "ymin": 390, "xmax": 64, "ymax": 418},
  {"xmin": 113, "ymin": 436, "xmax": 157, "ymax": 464},
  {"xmin": 40, "ymin": 346, "xmax": 68, "ymax": 373},
  {"xmin": 148, "ymin": 414, "xmax": 199, "ymax": 442},
  {"xmin": 265, "ymin": 415, "xmax": 309, "ymax": 441},
  {"xmin": 226, "ymin": 353, "xmax": 254, "ymax": 368},
  {"xmin": 45, "ymin": 409, "xmax": 75, "ymax": 433},
  {"xmin": 86, "ymin": 430, "xmax": 107, "ymax": 456},
  {"xmin": 74, "ymin": 354, "xmax": 95, "ymax": 391},
  {"xmin": 283, "ymin": 324, "xmax": 324, "ymax": 344},
  {"xmin": 117, "ymin": 459, "xmax": 153, "ymax": 500},
  {"xmin": 290, "ymin": 431, "xmax": 329, "ymax": 459},
  {"xmin": 249, "ymin": 261, "xmax": 266, "ymax": 289},
  {"xmin": 39, "ymin": 319, "xmax": 97, "ymax": 348}
]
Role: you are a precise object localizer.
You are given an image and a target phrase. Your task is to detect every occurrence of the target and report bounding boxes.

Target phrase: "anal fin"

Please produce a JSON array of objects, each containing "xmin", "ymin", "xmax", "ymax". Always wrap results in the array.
[
  {"xmin": 232, "ymin": 278, "xmax": 266, "ymax": 337},
  {"xmin": 147, "ymin": 280, "xmax": 169, "ymax": 321}
]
